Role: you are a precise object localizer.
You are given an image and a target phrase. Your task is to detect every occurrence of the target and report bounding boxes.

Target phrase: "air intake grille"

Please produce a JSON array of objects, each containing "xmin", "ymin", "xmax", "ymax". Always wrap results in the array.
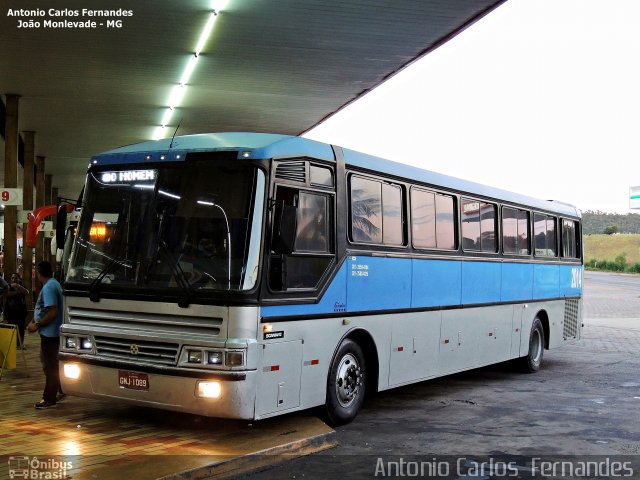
[
  {"xmin": 67, "ymin": 306, "xmax": 223, "ymax": 336},
  {"xmin": 275, "ymin": 161, "xmax": 306, "ymax": 183},
  {"xmin": 94, "ymin": 336, "xmax": 179, "ymax": 366},
  {"xmin": 563, "ymin": 299, "xmax": 579, "ymax": 339}
]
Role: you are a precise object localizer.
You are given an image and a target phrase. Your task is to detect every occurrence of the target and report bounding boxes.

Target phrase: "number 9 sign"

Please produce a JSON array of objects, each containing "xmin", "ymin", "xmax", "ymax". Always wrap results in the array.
[{"xmin": 0, "ymin": 188, "xmax": 23, "ymax": 206}]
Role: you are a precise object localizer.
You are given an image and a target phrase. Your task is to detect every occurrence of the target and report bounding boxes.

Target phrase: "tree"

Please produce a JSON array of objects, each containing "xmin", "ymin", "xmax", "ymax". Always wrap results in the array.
[
  {"xmin": 604, "ymin": 225, "xmax": 619, "ymax": 235},
  {"xmin": 615, "ymin": 253, "xmax": 627, "ymax": 271}
]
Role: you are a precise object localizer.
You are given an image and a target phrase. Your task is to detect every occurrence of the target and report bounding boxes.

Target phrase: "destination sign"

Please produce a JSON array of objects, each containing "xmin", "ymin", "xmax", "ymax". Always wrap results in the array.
[{"xmin": 97, "ymin": 169, "xmax": 157, "ymax": 185}]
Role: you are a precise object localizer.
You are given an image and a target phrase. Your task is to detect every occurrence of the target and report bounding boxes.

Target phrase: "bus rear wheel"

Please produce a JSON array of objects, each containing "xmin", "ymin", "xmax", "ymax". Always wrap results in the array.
[
  {"xmin": 325, "ymin": 339, "xmax": 366, "ymax": 426},
  {"xmin": 518, "ymin": 317, "xmax": 545, "ymax": 373}
]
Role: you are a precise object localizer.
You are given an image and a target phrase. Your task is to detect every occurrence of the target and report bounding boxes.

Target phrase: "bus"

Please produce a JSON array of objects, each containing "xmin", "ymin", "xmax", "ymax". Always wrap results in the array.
[{"xmin": 59, "ymin": 132, "xmax": 582, "ymax": 425}]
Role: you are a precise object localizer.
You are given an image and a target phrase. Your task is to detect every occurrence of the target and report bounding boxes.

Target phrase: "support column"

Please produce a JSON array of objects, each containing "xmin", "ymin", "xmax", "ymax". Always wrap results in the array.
[
  {"xmin": 3, "ymin": 94, "xmax": 20, "ymax": 277},
  {"xmin": 44, "ymin": 174, "xmax": 53, "ymax": 262},
  {"xmin": 35, "ymin": 156, "xmax": 45, "ymax": 290},
  {"xmin": 22, "ymin": 131, "xmax": 35, "ymax": 293},
  {"xmin": 51, "ymin": 186, "xmax": 59, "ymax": 275}
]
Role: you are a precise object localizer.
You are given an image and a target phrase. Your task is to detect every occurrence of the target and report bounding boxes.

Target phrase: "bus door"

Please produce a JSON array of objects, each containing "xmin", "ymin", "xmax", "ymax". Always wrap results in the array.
[
  {"xmin": 267, "ymin": 161, "xmax": 336, "ymax": 293},
  {"xmin": 258, "ymin": 161, "xmax": 337, "ymax": 416}
]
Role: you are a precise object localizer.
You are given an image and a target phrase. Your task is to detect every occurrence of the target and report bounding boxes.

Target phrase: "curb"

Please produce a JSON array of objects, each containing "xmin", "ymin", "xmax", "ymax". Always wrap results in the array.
[{"xmin": 160, "ymin": 430, "xmax": 337, "ymax": 480}]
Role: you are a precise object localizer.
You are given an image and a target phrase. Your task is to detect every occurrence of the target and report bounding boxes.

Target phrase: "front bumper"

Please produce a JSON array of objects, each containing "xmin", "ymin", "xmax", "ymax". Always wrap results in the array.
[{"xmin": 59, "ymin": 353, "xmax": 257, "ymax": 419}]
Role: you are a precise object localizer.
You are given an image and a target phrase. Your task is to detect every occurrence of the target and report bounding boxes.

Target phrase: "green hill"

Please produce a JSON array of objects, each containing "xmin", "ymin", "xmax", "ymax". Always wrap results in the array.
[
  {"xmin": 584, "ymin": 234, "xmax": 640, "ymax": 263},
  {"xmin": 582, "ymin": 211, "xmax": 640, "ymax": 234},
  {"xmin": 584, "ymin": 234, "xmax": 640, "ymax": 273}
]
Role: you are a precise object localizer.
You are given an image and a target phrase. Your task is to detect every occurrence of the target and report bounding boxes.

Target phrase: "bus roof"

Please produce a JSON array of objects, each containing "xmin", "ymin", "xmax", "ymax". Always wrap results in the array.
[
  {"xmin": 94, "ymin": 132, "xmax": 580, "ymax": 218},
  {"xmin": 341, "ymin": 148, "xmax": 581, "ymax": 218},
  {"xmin": 94, "ymin": 132, "xmax": 336, "ymax": 163}
]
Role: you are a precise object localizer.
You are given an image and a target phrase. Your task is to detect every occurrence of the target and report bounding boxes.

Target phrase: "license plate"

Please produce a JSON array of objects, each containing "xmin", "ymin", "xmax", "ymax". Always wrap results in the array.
[{"xmin": 118, "ymin": 370, "xmax": 149, "ymax": 391}]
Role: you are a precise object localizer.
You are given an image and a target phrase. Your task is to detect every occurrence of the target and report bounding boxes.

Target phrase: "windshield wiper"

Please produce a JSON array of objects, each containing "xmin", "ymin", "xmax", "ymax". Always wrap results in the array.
[
  {"xmin": 145, "ymin": 205, "xmax": 197, "ymax": 307},
  {"xmin": 154, "ymin": 239, "xmax": 194, "ymax": 308},
  {"xmin": 88, "ymin": 250, "xmax": 131, "ymax": 302}
]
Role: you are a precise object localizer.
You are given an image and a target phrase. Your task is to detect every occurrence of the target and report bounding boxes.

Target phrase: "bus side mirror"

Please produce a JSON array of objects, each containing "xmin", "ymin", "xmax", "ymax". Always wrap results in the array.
[
  {"xmin": 56, "ymin": 205, "xmax": 68, "ymax": 248},
  {"xmin": 272, "ymin": 204, "xmax": 297, "ymax": 254}
]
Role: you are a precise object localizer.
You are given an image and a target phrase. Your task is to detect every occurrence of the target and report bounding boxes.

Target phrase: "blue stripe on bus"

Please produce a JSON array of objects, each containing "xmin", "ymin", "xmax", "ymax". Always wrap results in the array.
[
  {"xmin": 559, "ymin": 263, "xmax": 583, "ymax": 296},
  {"xmin": 411, "ymin": 259, "xmax": 461, "ymax": 307},
  {"xmin": 501, "ymin": 262, "xmax": 534, "ymax": 301},
  {"xmin": 461, "ymin": 261, "xmax": 502, "ymax": 305},
  {"xmin": 347, "ymin": 256, "xmax": 412, "ymax": 311},
  {"xmin": 260, "ymin": 258, "xmax": 583, "ymax": 318},
  {"xmin": 533, "ymin": 264, "xmax": 560, "ymax": 298}
]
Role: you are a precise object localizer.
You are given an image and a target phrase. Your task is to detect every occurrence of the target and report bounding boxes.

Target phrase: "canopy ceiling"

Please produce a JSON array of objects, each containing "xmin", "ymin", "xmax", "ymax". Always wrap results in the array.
[{"xmin": 0, "ymin": 0, "xmax": 505, "ymax": 199}]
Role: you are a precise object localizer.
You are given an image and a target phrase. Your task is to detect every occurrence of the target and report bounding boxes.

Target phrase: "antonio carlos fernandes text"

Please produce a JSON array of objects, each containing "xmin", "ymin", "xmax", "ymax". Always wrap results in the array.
[
  {"xmin": 6, "ymin": 9, "xmax": 134, "ymax": 17},
  {"xmin": 373, "ymin": 457, "xmax": 635, "ymax": 477}
]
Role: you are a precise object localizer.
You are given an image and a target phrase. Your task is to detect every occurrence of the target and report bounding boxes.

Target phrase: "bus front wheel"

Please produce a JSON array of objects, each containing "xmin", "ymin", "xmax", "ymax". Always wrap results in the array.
[
  {"xmin": 518, "ymin": 317, "xmax": 545, "ymax": 373},
  {"xmin": 325, "ymin": 339, "xmax": 366, "ymax": 426}
]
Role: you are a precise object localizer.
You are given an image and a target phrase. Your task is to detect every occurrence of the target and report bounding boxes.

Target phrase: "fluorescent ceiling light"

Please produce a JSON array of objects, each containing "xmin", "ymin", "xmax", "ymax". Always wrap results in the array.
[
  {"xmin": 167, "ymin": 85, "xmax": 186, "ymax": 111},
  {"xmin": 161, "ymin": 109, "xmax": 174, "ymax": 128},
  {"xmin": 195, "ymin": 12, "xmax": 218, "ymax": 57},
  {"xmin": 152, "ymin": 3, "xmax": 226, "ymax": 140},
  {"xmin": 180, "ymin": 55, "xmax": 199, "ymax": 86}
]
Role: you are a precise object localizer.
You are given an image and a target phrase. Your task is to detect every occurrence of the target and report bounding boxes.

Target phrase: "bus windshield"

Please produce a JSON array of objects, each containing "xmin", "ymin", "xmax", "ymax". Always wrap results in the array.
[{"xmin": 67, "ymin": 161, "xmax": 265, "ymax": 294}]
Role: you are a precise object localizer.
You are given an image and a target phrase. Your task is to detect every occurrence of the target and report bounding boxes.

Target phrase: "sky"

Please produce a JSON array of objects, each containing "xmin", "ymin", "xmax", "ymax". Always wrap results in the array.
[{"xmin": 305, "ymin": 0, "xmax": 640, "ymax": 214}]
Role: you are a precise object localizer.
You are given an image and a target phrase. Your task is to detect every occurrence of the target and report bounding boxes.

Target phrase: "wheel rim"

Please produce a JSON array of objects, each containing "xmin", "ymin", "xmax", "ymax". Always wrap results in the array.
[
  {"xmin": 334, "ymin": 353, "xmax": 362, "ymax": 408},
  {"xmin": 531, "ymin": 328, "xmax": 543, "ymax": 366}
]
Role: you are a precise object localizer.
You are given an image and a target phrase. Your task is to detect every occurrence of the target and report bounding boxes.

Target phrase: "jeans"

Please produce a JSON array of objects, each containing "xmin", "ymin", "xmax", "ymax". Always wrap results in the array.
[{"xmin": 39, "ymin": 335, "xmax": 62, "ymax": 403}]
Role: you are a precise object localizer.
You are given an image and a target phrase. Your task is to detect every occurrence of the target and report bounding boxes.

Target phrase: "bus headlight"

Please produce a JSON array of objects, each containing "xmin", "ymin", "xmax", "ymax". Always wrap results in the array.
[
  {"xmin": 197, "ymin": 381, "xmax": 221, "ymax": 399},
  {"xmin": 207, "ymin": 351, "xmax": 223, "ymax": 365},
  {"xmin": 187, "ymin": 350, "xmax": 203, "ymax": 364},
  {"xmin": 181, "ymin": 346, "xmax": 246, "ymax": 368},
  {"xmin": 64, "ymin": 363, "xmax": 81, "ymax": 380},
  {"xmin": 80, "ymin": 338, "xmax": 93, "ymax": 350},
  {"xmin": 65, "ymin": 337, "xmax": 78, "ymax": 349}
]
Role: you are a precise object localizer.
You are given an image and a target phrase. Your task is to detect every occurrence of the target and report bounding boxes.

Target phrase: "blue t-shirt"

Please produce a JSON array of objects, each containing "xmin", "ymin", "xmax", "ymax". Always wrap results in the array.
[{"xmin": 35, "ymin": 278, "xmax": 64, "ymax": 338}]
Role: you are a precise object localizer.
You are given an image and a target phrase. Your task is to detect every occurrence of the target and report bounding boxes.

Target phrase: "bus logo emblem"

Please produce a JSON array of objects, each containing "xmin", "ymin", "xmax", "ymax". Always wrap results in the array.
[
  {"xmin": 264, "ymin": 331, "xmax": 284, "ymax": 340},
  {"xmin": 130, "ymin": 344, "xmax": 139, "ymax": 355}
]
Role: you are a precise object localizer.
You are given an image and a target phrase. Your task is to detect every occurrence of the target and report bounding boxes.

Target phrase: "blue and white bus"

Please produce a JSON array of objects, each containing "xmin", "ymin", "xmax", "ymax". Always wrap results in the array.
[{"xmin": 59, "ymin": 132, "xmax": 582, "ymax": 425}]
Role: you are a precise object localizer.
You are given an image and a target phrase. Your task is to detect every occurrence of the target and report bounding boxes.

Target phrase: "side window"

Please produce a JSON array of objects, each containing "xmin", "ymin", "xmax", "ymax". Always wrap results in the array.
[
  {"xmin": 382, "ymin": 184, "xmax": 403, "ymax": 245},
  {"xmin": 435, "ymin": 194, "xmax": 456, "ymax": 249},
  {"xmin": 269, "ymin": 186, "xmax": 334, "ymax": 291},
  {"xmin": 562, "ymin": 219, "xmax": 580, "ymax": 259},
  {"xmin": 411, "ymin": 188, "xmax": 456, "ymax": 250},
  {"xmin": 517, "ymin": 209, "xmax": 530, "ymax": 254},
  {"xmin": 350, "ymin": 176, "xmax": 382, "ymax": 243},
  {"xmin": 295, "ymin": 192, "xmax": 329, "ymax": 252},
  {"xmin": 461, "ymin": 198, "xmax": 497, "ymax": 252},
  {"xmin": 349, "ymin": 175, "xmax": 404, "ymax": 246},
  {"xmin": 480, "ymin": 203, "xmax": 497, "ymax": 252},
  {"xmin": 502, "ymin": 207, "xmax": 530, "ymax": 255},
  {"xmin": 534, "ymin": 213, "xmax": 558, "ymax": 257},
  {"xmin": 310, "ymin": 165, "xmax": 333, "ymax": 188}
]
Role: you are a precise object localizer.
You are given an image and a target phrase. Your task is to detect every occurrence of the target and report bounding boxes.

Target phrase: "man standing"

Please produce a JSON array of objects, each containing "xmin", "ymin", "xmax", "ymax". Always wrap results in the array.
[{"xmin": 27, "ymin": 261, "xmax": 64, "ymax": 409}]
